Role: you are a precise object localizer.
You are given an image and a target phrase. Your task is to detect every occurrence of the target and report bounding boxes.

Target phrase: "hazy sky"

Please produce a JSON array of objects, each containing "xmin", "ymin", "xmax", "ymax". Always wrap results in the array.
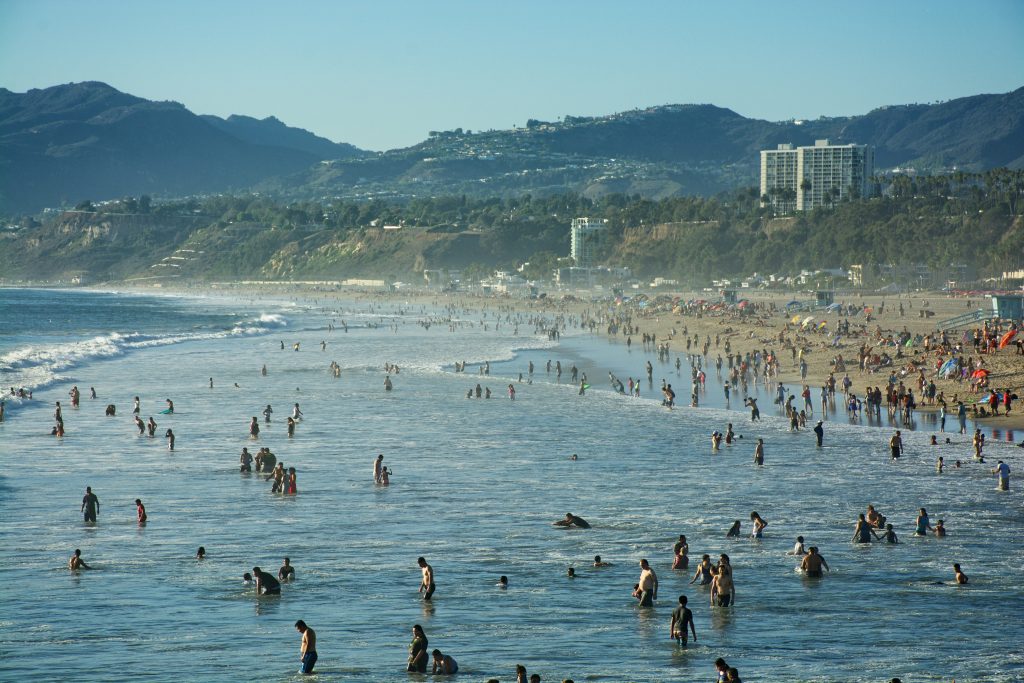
[{"xmin": 2, "ymin": 0, "xmax": 1022, "ymax": 151}]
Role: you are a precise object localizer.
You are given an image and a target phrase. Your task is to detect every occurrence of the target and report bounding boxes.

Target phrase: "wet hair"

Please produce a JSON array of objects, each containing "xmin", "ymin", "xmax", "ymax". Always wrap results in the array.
[
  {"xmin": 796, "ymin": 536, "xmax": 804, "ymax": 542},
  {"xmin": 295, "ymin": 620, "xmax": 307, "ymax": 629},
  {"xmin": 594, "ymin": 555, "xmax": 601, "ymax": 562},
  {"xmin": 417, "ymin": 556, "xmax": 426, "ymax": 564},
  {"xmin": 432, "ymin": 649, "xmax": 442, "ymax": 657},
  {"xmin": 678, "ymin": 595, "xmax": 687, "ymax": 605},
  {"xmin": 499, "ymin": 575, "xmax": 507, "ymax": 583}
]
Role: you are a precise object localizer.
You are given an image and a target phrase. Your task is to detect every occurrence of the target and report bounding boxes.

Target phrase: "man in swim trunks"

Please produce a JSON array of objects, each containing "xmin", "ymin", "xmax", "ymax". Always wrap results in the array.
[
  {"xmin": 800, "ymin": 546, "xmax": 830, "ymax": 576},
  {"xmin": 637, "ymin": 559, "xmax": 658, "ymax": 606},
  {"xmin": 670, "ymin": 595, "xmax": 697, "ymax": 645},
  {"xmin": 889, "ymin": 431, "xmax": 903, "ymax": 460},
  {"xmin": 295, "ymin": 620, "xmax": 317, "ymax": 674},
  {"xmin": 418, "ymin": 557, "xmax": 435, "ymax": 600},
  {"xmin": 374, "ymin": 454, "xmax": 384, "ymax": 483},
  {"xmin": 81, "ymin": 486, "xmax": 99, "ymax": 523},
  {"xmin": 813, "ymin": 420, "xmax": 824, "ymax": 447},
  {"xmin": 253, "ymin": 566, "xmax": 281, "ymax": 595}
]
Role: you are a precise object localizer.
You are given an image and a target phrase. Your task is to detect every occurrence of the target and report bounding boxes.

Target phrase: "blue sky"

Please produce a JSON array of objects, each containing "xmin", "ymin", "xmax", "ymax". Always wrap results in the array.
[{"xmin": 2, "ymin": 0, "xmax": 1022, "ymax": 151}]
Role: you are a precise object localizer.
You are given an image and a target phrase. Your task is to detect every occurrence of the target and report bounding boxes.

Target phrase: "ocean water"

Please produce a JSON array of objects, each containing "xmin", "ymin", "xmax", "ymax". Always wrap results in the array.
[{"xmin": 0, "ymin": 287, "xmax": 1021, "ymax": 682}]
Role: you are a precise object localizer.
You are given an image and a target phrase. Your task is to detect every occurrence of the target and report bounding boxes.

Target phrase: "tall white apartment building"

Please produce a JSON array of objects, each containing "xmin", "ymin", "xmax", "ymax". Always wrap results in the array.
[
  {"xmin": 760, "ymin": 144, "xmax": 799, "ymax": 214},
  {"xmin": 570, "ymin": 217, "xmax": 605, "ymax": 267},
  {"xmin": 760, "ymin": 139, "xmax": 873, "ymax": 213}
]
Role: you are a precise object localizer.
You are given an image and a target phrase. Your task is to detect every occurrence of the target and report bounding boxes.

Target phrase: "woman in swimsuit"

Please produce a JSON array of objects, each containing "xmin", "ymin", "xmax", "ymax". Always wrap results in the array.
[
  {"xmin": 853, "ymin": 514, "xmax": 879, "ymax": 543},
  {"xmin": 750, "ymin": 512, "xmax": 768, "ymax": 539},
  {"xmin": 286, "ymin": 467, "xmax": 297, "ymax": 495},
  {"xmin": 915, "ymin": 508, "xmax": 932, "ymax": 536}
]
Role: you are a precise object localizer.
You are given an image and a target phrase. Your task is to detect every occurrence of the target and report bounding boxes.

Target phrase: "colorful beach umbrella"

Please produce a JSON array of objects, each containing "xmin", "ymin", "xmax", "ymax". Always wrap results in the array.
[{"xmin": 999, "ymin": 330, "xmax": 1017, "ymax": 349}]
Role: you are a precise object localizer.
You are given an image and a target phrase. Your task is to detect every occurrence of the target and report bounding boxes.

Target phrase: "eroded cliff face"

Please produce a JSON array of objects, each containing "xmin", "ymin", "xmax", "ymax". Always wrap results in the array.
[{"xmin": 1, "ymin": 210, "xmax": 204, "ymax": 281}]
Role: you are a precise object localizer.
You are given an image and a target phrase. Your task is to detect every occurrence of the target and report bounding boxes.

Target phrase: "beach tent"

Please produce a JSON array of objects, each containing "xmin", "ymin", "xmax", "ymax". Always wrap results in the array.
[
  {"xmin": 802, "ymin": 316, "xmax": 815, "ymax": 327},
  {"xmin": 938, "ymin": 358, "xmax": 957, "ymax": 375},
  {"xmin": 999, "ymin": 330, "xmax": 1017, "ymax": 349},
  {"xmin": 825, "ymin": 303, "xmax": 841, "ymax": 311}
]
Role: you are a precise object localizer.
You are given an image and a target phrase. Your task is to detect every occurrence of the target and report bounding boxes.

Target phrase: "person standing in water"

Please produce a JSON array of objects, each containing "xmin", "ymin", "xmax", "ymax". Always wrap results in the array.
[
  {"xmin": 670, "ymin": 595, "xmax": 697, "ymax": 646},
  {"xmin": 637, "ymin": 558, "xmax": 658, "ymax": 606},
  {"xmin": 135, "ymin": 499, "xmax": 147, "ymax": 525},
  {"xmin": 263, "ymin": 404, "xmax": 273, "ymax": 423},
  {"xmin": 800, "ymin": 547, "xmax": 830, "ymax": 577},
  {"xmin": 295, "ymin": 620, "xmax": 317, "ymax": 674},
  {"xmin": 418, "ymin": 557, "xmax": 435, "ymax": 600},
  {"xmin": 69, "ymin": 548, "xmax": 91, "ymax": 570},
  {"xmin": 753, "ymin": 439, "xmax": 764, "ymax": 465},
  {"xmin": 889, "ymin": 431, "xmax": 903, "ymax": 460},
  {"xmin": 813, "ymin": 420, "xmax": 824, "ymax": 447},
  {"xmin": 81, "ymin": 486, "xmax": 99, "ymax": 523}
]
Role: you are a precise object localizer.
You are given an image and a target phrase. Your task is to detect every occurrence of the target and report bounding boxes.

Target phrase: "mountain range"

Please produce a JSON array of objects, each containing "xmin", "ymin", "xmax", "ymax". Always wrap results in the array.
[{"xmin": 1, "ymin": 81, "xmax": 1022, "ymax": 214}]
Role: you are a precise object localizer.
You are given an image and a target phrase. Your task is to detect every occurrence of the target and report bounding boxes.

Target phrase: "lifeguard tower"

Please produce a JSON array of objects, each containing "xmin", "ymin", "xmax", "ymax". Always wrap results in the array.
[{"xmin": 815, "ymin": 290, "xmax": 835, "ymax": 308}]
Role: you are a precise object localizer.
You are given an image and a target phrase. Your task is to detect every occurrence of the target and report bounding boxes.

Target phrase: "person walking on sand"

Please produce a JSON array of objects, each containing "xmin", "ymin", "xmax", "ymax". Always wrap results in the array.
[{"xmin": 295, "ymin": 620, "xmax": 317, "ymax": 674}]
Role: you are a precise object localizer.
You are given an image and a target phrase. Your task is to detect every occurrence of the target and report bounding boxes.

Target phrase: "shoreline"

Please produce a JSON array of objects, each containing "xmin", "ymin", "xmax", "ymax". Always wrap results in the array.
[{"xmin": 7, "ymin": 282, "xmax": 1022, "ymax": 439}]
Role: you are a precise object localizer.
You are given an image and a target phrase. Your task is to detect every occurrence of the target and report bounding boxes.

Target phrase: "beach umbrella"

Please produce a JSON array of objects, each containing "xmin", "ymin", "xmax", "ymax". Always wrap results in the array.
[
  {"xmin": 999, "ymin": 330, "xmax": 1017, "ymax": 349},
  {"xmin": 971, "ymin": 368, "xmax": 989, "ymax": 378},
  {"xmin": 790, "ymin": 314, "xmax": 802, "ymax": 324},
  {"xmin": 818, "ymin": 321, "xmax": 828, "ymax": 329}
]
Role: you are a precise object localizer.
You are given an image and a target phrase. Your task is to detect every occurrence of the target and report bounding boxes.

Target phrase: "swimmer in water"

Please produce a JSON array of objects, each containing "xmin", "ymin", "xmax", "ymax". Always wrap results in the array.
[
  {"xmin": 880, "ymin": 524, "xmax": 898, "ymax": 543},
  {"xmin": 593, "ymin": 555, "xmax": 612, "ymax": 567},
  {"xmin": 690, "ymin": 555, "xmax": 714, "ymax": 585},
  {"xmin": 69, "ymin": 548, "xmax": 91, "ymax": 570},
  {"xmin": 800, "ymin": 546, "xmax": 830, "ymax": 577},
  {"xmin": 498, "ymin": 575, "xmax": 508, "ymax": 588},
  {"xmin": 553, "ymin": 513, "xmax": 590, "ymax": 529},
  {"xmin": 726, "ymin": 520, "xmax": 741, "ymax": 537},
  {"xmin": 953, "ymin": 563, "xmax": 968, "ymax": 584}
]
